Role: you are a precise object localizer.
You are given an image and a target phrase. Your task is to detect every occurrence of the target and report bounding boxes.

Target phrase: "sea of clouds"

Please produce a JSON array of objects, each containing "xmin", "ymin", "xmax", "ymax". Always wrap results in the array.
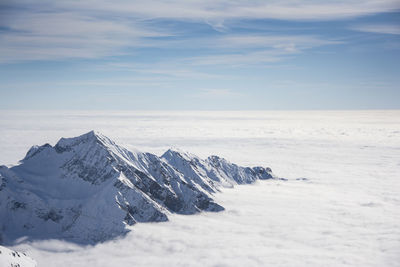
[{"xmin": 0, "ymin": 110, "xmax": 399, "ymax": 266}]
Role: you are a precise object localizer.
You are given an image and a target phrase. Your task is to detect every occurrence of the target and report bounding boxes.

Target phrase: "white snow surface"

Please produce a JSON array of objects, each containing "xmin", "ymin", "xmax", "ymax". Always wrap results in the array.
[
  {"xmin": 0, "ymin": 245, "xmax": 36, "ymax": 267},
  {"xmin": 0, "ymin": 110, "xmax": 399, "ymax": 267}
]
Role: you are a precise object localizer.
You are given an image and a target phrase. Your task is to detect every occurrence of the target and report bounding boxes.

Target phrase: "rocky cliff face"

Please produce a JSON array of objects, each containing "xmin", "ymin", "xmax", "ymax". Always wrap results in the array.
[{"xmin": 0, "ymin": 131, "xmax": 274, "ymax": 244}]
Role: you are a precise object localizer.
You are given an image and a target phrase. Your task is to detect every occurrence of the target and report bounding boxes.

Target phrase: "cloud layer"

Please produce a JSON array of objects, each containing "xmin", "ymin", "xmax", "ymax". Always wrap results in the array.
[{"xmin": 6, "ymin": 110, "xmax": 400, "ymax": 267}]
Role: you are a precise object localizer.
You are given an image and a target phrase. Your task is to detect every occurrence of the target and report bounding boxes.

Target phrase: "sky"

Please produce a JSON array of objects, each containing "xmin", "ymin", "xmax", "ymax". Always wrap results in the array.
[{"xmin": 0, "ymin": 0, "xmax": 399, "ymax": 110}]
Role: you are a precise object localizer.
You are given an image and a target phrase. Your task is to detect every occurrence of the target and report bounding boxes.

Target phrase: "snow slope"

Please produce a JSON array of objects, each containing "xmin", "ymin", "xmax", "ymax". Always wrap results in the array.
[
  {"xmin": 0, "ymin": 245, "xmax": 36, "ymax": 267},
  {"xmin": 0, "ymin": 131, "xmax": 273, "ymax": 245}
]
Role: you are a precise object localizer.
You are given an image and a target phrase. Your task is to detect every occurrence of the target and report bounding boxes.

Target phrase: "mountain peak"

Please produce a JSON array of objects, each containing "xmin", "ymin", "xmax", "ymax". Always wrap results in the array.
[
  {"xmin": 54, "ymin": 130, "xmax": 115, "ymax": 153},
  {"xmin": 162, "ymin": 147, "xmax": 199, "ymax": 162},
  {"xmin": 56, "ymin": 130, "xmax": 99, "ymax": 146},
  {"xmin": 23, "ymin": 131, "xmax": 105, "ymax": 161}
]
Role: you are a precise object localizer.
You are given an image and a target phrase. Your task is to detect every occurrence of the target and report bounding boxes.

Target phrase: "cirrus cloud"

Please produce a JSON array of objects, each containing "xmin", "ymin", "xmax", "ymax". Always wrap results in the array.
[{"xmin": 0, "ymin": 0, "xmax": 399, "ymax": 62}]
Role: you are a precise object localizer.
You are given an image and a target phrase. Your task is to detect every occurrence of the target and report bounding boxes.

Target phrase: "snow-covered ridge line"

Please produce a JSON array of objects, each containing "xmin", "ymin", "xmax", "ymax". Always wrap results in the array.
[{"xmin": 0, "ymin": 131, "xmax": 275, "ymax": 245}]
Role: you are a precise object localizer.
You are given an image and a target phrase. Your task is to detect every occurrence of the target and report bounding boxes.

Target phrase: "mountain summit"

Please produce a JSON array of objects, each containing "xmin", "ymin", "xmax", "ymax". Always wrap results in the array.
[{"xmin": 0, "ymin": 131, "xmax": 274, "ymax": 244}]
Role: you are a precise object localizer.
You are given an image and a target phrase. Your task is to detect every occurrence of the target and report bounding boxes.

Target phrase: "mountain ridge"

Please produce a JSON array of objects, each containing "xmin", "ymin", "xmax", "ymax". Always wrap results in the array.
[{"xmin": 0, "ymin": 131, "xmax": 274, "ymax": 245}]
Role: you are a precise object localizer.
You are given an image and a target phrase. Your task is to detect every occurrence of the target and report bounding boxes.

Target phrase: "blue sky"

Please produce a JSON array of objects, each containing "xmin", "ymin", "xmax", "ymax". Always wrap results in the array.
[{"xmin": 0, "ymin": 0, "xmax": 399, "ymax": 110}]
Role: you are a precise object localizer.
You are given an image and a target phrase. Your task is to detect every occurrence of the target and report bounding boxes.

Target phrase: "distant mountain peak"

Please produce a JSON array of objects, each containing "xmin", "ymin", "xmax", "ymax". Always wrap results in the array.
[
  {"xmin": 54, "ymin": 130, "xmax": 111, "ymax": 152},
  {"xmin": 0, "ymin": 132, "xmax": 275, "ymax": 245},
  {"xmin": 162, "ymin": 147, "xmax": 200, "ymax": 162}
]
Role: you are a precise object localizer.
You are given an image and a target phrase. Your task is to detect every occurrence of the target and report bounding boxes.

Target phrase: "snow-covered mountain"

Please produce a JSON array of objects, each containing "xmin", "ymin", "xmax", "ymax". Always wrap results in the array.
[
  {"xmin": 0, "ymin": 245, "xmax": 36, "ymax": 267},
  {"xmin": 0, "ymin": 131, "xmax": 274, "ymax": 245}
]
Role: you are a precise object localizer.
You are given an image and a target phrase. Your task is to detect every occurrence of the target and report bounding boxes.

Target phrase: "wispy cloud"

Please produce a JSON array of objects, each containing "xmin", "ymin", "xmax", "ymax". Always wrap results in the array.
[
  {"xmin": 46, "ymin": 0, "xmax": 400, "ymax": 21},
  {"xmin": 0, "ymin": 9, "xmax": 171, "ymax": 62},
  {"xmin": 215, "ymin": 35, "xmax": 341, "ymax": 49},
  {"xmin": 351, "ymin": 23, "xmax": 400, "ymax": 35},
  {"xmin": 193, "ymin": 89, "xmax": 242, "ymax": 98},
  {"xmin": 99, "ymin": 62, "xmax": 226, "ymax": 79},
  {"xmin": 178, "ymin": 35, "xmax": 340, "ymax": 67},
  {"xmin": 184, "ymin": 50, "xmax": 284, "ymax": 67},
  {"xmin": 0, "ymin": 0, "xmax": 398, "ymax": 62}
]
